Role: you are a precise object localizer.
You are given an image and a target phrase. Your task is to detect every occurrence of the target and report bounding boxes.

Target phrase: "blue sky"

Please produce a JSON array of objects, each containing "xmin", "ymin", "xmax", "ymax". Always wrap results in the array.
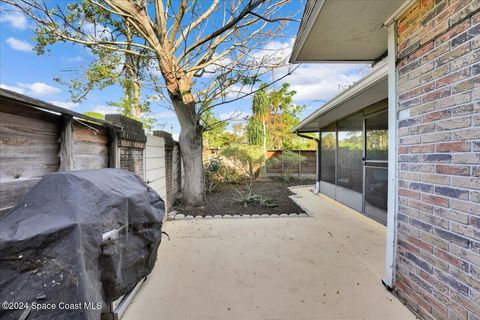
[{"xmin": 0, "ymin": 2, "xmax": 368, "ymax": 137}]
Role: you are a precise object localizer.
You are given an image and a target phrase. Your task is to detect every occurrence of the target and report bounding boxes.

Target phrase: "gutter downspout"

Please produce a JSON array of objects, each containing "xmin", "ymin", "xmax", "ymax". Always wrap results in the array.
[{"xmin": 295, "ymin": 131, "xmax": 320, "ymax": 193}]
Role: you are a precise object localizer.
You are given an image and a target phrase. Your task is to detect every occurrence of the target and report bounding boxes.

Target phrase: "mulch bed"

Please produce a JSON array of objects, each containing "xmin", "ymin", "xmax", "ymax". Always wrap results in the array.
[{"xmin": 173, "ymin": 178, "xmax": 315, "ymax": 217}]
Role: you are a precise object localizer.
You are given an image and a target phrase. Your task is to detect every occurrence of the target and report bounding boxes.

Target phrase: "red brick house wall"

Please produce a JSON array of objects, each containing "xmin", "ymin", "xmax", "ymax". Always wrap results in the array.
[{"xmin": 395, "ymin": 0, "xmax": 480, "ymax": 319}]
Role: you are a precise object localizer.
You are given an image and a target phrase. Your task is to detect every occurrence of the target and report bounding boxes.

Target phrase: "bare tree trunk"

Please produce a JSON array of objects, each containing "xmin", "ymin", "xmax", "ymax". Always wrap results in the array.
[
  {"xmin": 179, "ymin": 126, "xmax": 205, "ymax": 206},
  {"xmin": 172, "ymin": 97, "xmax": 206, "ymax": 207},
  {"xmin": 132, "ymin": 78, "xmax": 141, "ymax": 119},
  {"xmin": 262, "ymin": 117, "xmax": 267, "ymax": 175}
]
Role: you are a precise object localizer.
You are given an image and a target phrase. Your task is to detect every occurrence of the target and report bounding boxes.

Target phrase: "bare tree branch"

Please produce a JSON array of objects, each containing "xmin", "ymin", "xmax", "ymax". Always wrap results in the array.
[
  {"xmin": 168, "ymin": 0, "xmax": 189, "ymax": 45},
  {"xmin": 207, "ymin": 64, "xmax": 300, "ymax": 110},
  {"xmin": 173, "ymin": 0, "xmax": 220, "ymax": 51}
]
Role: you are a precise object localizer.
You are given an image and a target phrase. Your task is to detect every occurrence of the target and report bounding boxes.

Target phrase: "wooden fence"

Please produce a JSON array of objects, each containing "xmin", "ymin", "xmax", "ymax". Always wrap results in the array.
[
  {"xmin": 203, "ymin": 148, "xmax": 316, "ymax": 178},
  {"xmin": 265, "ymin": 150, "xmax": 316, "ymax": 178},
  {"xmin": 0, "ymin": 88, "xmax": 182, "ymax": 215}
]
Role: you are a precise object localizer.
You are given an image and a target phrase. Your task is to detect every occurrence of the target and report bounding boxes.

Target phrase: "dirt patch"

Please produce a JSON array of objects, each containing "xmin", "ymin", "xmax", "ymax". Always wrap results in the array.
[{"xmin": 174, "ymin": 178, "xmax": 315, "ymax": 217}]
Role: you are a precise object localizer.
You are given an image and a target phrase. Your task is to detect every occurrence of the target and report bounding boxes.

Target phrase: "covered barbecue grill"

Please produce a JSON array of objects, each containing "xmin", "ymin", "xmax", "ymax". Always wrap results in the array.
[{"xmin": 0, "ymin": 169, "xmax": 165, "ymax": 320}]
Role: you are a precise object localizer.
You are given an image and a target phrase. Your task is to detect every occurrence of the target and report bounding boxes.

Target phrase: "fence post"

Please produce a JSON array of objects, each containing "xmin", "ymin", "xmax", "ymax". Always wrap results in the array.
[
  {"xmin": 59, "ymin": 115, "xmax": 73, "ymax": 171},
  {"xmin": 108, "ymin": 127, "xmax": 119, "ymax": 169},
  {"xmin": 281, "ymin": 150, "xmax": 284, "ymax": 177},
  {"xmin": 298, "ymin": 150, "xmax": 301, "ymax": 177}
]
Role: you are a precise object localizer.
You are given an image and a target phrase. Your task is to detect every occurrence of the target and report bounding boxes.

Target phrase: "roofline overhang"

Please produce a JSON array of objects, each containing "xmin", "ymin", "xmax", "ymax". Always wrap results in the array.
[
  {"xmin": 289, "ymin": 0, "xmax": 325, "ymax": 64},
  {"xmin": 291, "ymin": 60, "xmax": 388, "ymax": 133},
  {"xmin": 290, "ymin": 0, "xmax": 416, "ymax": 64},
  {"xmin": 384, "ymin": 0, "xmax": 416, "ymax": 27}
]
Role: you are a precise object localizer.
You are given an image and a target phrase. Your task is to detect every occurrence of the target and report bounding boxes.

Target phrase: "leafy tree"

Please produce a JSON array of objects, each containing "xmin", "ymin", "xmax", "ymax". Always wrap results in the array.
[
  {"xmin": 54, "ymin": 24, "xmax": 156, "ymax": 130},
  {"xmin": 221, "ymin": 144, "xmax": 264, "ymax": 187},
  {"xmin": 201, "ymin": 109, "xmax": 228, "ymax": 148},
  {"xmin": 246, "ymin": 85, "xmax": 269, "ymax": 149},
  {"xmin": 4, "ymin": 0, "xmax": 296, "ymax": 207},
  {"xmin": 321, "ymin": 133, "xmax": 336, "ymax": 150},
  {"xmin": 84, "ymin": 111, "xmax": 105, "ymax": 120},
  {"xmin": 246, "ymin": 83, "xmax": 310, "ymax": 150}
]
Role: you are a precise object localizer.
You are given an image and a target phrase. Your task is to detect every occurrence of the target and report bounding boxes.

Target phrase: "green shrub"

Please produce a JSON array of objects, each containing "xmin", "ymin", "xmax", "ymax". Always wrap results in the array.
[
  {"xmin": 221, "ymin": 144, "xmax": 264, "ymax": 185},
  {"xmin": 204, "ymin": 156, "xmax": 241, "ymax": 193},
  {"xmin": 221, "ymin": 144, "xmax": 276, "ymax": 206}
]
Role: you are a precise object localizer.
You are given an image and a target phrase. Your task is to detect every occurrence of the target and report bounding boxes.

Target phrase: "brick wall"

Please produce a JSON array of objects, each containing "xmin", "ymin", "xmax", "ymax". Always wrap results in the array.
[
  {"xmin": 105, "ymin": 114, "xmax": 147, "ymax": 179},
  {"xmin": 172, "ymin": 143, "xmax": 182, "ymax": 197},
  {"xmin": 395, "ymin": 0, "xmax": 480, "ymax": 319}
]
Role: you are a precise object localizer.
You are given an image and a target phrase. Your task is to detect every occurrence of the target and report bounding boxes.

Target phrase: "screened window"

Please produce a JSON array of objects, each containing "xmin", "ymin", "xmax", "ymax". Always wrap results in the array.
[
  {"xmin": 337, "ymin": 113, "xmax": 363, "ymax": 193},
  {"xmin": 320, "ymin": 124, "xmax": 336, "ymax": 184},
  {"xmin": 365, "ymin": 111, "xmax": 388, "ymax": 161}
]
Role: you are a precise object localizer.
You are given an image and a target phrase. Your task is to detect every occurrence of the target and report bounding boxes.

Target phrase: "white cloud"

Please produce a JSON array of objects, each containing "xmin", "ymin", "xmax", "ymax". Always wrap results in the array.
[
  {"xmin": 48, "ymin": 100, "xmax": 78, "ymax": 110},
  {"xmin": 246, "ymin": 40, "xmax": 370, "ymax": 103},
  {"xmin": 82, "ymin": 22, "xmax": 112, "ymax": 41},
  {"xmin": 0, "ymin": 83, "xmax": 25, "ymax": 94},
  {"xmin": 218, "ymin": 110, "xmax": 251, "ymax": 121},
  {"xmin": 18, "ymin": 82, "xmax": 60, "ymax": 96},
  {"xmin": 223, "ymin": 84, "xmax": 258, "ymax": 99},
  {"xmin": 0, "ymin": 10, "xmax": 27, "ymax": 30},
  {"xmin": 285, "ymin": 64, "xmax": 369, "ymax": 102},
  {"xmin": 151, "ymin": 110, "xmax": 177, "ymax": 119},
  {"xmin": 93, "ymin": 105, "xmax": 119, "ymax": 115},
  {"xmin": 2, "ymin": 82, "xmax": 61, "ymax": 97},
  {"xmin": 251, "ymin": 40, "xmax": 293, "ymax": 64},
  {"xmin": 203, "ymin": 56, "xmax": 233, "ymax": 77},
  {"xmin": 64, "ymin": 56, "xmax": 84, "ymax": 63},
  {"xmin": 199, "ymin": 40, "xmax": 291, "ymax": 79},
  {"xmin": 5, "ymin": 37, "xmax": 32, "ymax": 52}
]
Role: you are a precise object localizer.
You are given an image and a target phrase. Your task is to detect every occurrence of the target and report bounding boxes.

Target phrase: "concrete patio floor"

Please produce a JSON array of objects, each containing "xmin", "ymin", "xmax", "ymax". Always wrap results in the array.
[{"xmin": 123, "ymin": 187, "xmax": 416, "ymax": 320}]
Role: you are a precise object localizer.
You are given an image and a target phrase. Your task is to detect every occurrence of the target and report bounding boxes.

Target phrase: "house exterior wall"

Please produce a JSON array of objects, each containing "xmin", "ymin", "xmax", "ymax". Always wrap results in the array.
[{"xmin": 395, "ymin": 0, "xmax": 480, "ymax": 319}]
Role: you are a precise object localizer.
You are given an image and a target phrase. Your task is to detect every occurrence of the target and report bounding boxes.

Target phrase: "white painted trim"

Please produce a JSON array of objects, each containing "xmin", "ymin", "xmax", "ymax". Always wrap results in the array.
[
  {"xmin": 384, "ymin": 0, "xmax": 415, "ymax": 27},
  {"xmin": 291, "ymin": 61, "xmax": 388, "ymax": 133},
  {"xmin": 289, "ymin": 0, "xmax": 326, "ymax": 63},
  {"xmin": 290, "ymin": 59, "xmax": 375, "ymax": 64},
  {"xmin": 384, "ymin": 22, "xmax": 398, "ymax": 289}
]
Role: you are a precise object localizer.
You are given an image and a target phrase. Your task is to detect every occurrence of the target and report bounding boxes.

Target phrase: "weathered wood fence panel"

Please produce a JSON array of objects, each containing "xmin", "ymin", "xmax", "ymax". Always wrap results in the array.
[
  {"xmin": 72, "ymin": 123, "xmax": 109, "ymax": 170},
  {"xmin": 0, "ymin": 100, "xmax": 61, "ymax": 213},
  {"xmin": 0, "ymin": 89, "xmax": 182, "ymax": 215},
  {"xmin": 265, "ymin": 150, "xmax": 316, "ymax": 178}
]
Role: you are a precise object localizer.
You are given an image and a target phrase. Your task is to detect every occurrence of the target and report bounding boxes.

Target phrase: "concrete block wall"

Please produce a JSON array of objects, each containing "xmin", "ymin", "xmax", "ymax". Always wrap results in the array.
[
  {"xmin": 145, "ymin": 131, "xmax": 182, "ymax": 212},
  {"xmin": 395, "ymin": 0, "xmax": 480, "ymax": 319}
]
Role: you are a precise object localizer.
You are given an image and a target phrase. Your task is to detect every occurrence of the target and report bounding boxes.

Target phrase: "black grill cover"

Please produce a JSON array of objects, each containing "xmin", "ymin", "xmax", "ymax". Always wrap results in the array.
[{"xmin": 0, "ymin": 169, "xmax": 165, "ymax": 319}]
